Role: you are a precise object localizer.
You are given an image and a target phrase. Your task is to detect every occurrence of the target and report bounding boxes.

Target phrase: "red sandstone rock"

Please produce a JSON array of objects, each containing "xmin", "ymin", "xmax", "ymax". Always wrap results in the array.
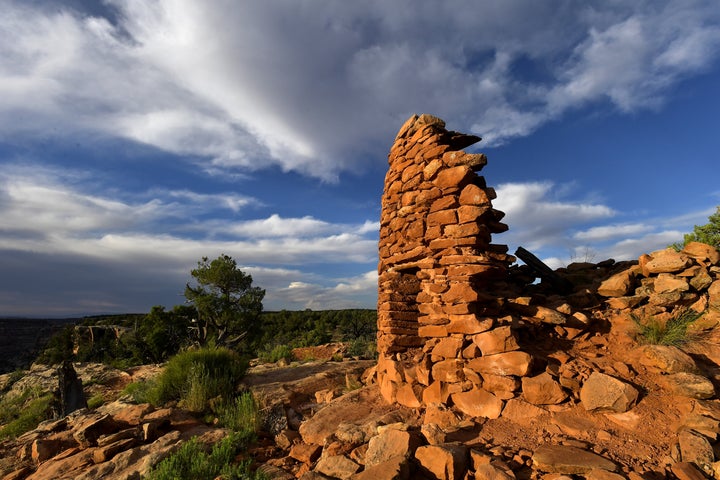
[
  {"xmin": 467, "ymin": 352, "xmax": 532, "ymax": 377},
  {"xmin": 451, "ymin": 388, "xmax": 504, "ymax": 419},
  {"xmin": 521, "ymin": 373, "xmax": 567, "ymax": 405},
  {"xmin": 597, "ymin": 271, "xmax": 635, "ymax": 297},
  {"xmin": 643, "ymin": 249, "xmax": 692, "ymax": 274},
  {"xmin": 314, "ymin": 454, "xmax": 360, "ymax": 479},
  {"xmin": 580, "ymin": 372, "xmax": 638, "ymax": 413},
  {"xmin": 365, "ymin": 428, "xmax": 422, "ymax": 467},
  {"xmin": 682, "ymin": 241, "xmax": 720, "ymax": 265},
  {"xmin": 472, "ymin": 326, "xmax": 519, "ymax": 355},
  {"xmin": 532, "ymin": 445, "xmax": 617, "ymax": 474},
  {"xmin": 415, "ymin": 443, "xmax": 469, "ymax": 480}
]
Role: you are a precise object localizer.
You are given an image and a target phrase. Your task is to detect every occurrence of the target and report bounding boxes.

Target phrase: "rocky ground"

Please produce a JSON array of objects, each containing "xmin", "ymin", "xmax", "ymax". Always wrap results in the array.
[{"xmin": 0, "ymin": 245, "xmax": 719, "ymax": 480}]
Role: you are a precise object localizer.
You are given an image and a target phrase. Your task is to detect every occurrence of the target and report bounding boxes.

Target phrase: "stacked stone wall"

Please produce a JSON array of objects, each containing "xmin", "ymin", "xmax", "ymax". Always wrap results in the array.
[{"xmin": 377, "ymin": 114, "xmax": 517, "ymax": 414}]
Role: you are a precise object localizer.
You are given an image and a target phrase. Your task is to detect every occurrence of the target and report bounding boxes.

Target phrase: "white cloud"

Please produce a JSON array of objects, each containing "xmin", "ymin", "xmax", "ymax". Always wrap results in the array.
[
  {"xmin": 273, "ymin": 270, "xmax": 378, "ymax": 310},
  {"xmin": 573, "ymin": 223, "xmax": 653, "ymax": 242},
  {"xmin": 494, "ymin": 181, "xmax": 615, "ymax": 251},
  {"xmin": 2, "ymin": 1, "xmax": 719, "ymax": 178}
]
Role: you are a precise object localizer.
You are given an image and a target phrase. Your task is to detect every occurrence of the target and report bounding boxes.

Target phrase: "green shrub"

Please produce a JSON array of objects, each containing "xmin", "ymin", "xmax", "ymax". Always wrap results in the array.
[
  {"xmin": 348, "ymin": 338, "xmax": 378, "ymax": 359},
  {"xmin": 632, "ymin": 308, "xmax": 703, "ymax": 346},
  {"xmin": 215, "ymin": 392, "xmax": 259, "ymax": 438},
  {"xmin": 146, "ymin": 432, "xmax": 265, "ymax": 480},
  {"xmin": 148, "ymin": 347, "xmax": 247, "ymax": 410},
  {"xmin": 87, "ymin": 394, "xmax": 105, "ymax": 409},
  {"xmin": 257, "ymin": 344, "xmax": 294, "ymax": 364},
  {"xmin": 0, "ymin": 391, "xmax": 54, "ymax": 439},
  {"xmin": 120, "ymin": 379, "xmax": 158, "ymax": 405}
]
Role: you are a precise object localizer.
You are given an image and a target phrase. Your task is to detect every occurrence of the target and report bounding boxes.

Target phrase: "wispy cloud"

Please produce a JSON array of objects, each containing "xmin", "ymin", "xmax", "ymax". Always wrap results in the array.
[{"xmin": 2, "ymin": 1, "xmax": 719, "ymax": 178}]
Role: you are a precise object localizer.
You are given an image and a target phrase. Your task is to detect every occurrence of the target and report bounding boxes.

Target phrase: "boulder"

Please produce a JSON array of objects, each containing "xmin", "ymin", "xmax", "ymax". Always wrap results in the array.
[
  {"xmin": 450, "ymin": 388, "xmax": 504, "ymax": 419},
  {"xmin": 467, "ymin": 352, "xmax": 532, "ymax": 377},
  {"xmin": 678, "ymin": 429, "xmax": 715, "ymax": 468},
  {"xmin": 643, "ymin": 249, "xmax": 692, "ymax": 275},
  {"xmin": 365, "ymin": 428, "xmax": 422, "ymax": 467},
  {"xmin": 660, "ymin": 372, "xmax": 715, "ymax": 399},
  {"xmin": 636, "ymin": 345, "xmax": 696, "ymax": 374},
  {"xmin": 314, "ymin": 455, "xmax": 360, "ymax": 479},
  {"xmin": 415, "ymin": 443, "xmax": 469, "ymax": 480},
  {"xmin": 580, "ymin": 372, "xmax": 638, "ymax": 413},
  {"xmin": 349, "ymin": 455, "xmax": 410, "ymax": 480},
  {"xmin": 532, "ymin": 445, "xmax": 617, "ymax": 474},
  {"xmin": 598, "ymin": 271, "xmax": 635, "ymax": 297},
  {"xmin": 472, "ymin": 326, "xmax": 519, "ymax": 355},
  {"xmin": 521, "ymin": 373, "xmax": 567, "ymax": 405}
]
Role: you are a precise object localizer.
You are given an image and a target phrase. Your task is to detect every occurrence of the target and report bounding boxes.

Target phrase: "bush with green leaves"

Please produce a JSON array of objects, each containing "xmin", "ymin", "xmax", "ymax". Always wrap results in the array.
[
  {"xmin": 257, "ymin": 344, "xmax": 294, "ymax": 364},
  {"xmin": 146, "ymin": 432, "xmax": 266, "ymax": 480},
  {"xmin": 673, "ymin": 206, "xmax": 720, "ymax": 249},
  {"xmin": 0, "ymin": 389, "xmax": 54, "ymax": 439},
  {"xmin": 123, "ymin": 347, "xmax": 247, "ymax": 411},
  {"xmin": 632, "ymin": 308, "xmax": 703, "ymax": 346}
]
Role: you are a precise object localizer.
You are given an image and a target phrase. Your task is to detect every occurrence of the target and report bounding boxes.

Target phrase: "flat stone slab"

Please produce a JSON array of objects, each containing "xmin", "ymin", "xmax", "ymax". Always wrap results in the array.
[{"xmin": 532, "ymin": 445, "xmax": 617, "ymax": 474}]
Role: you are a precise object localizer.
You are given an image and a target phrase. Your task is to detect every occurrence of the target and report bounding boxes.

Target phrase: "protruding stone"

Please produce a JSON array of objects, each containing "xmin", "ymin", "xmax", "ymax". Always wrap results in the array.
[
  {"xmin": 415, "ymin": 443, "xmax": 469, "ymax": 480},
  {"xmin": 636, "ymin": 345, "xmax": 697, "ymax": 374},
  {"xmin": 473, "ymin": 326, "xmax": 519, "ymax": 355},
  {"xmin": 314, "ymin": 455, "xmax": 360, "ymax": 479},
  {"xmin": 467, "ymin": 352, "xmax": 532, "ymax": 377},
  {"xmin": 521, "ymin": 372, "xmax": 567, "ymax": 405},
  {"xmin": 532, "ymin": 445, "xmax": 618, "ymax": 474},
  {"xmin": 598, "ymin": 271, "xmax": 635, "ymax": 297},
  {"xmin": 365, "ymin": 428, "xmax": 422, "ymax": 467},
  {"xmin": 643, "ymin": 249, "xmax": 692, "ymax": 274},
  {"xmin": 451, "ymin": 388, "xmax": 504, "ymax": 419},
  {"xmin": 661, "ymin": 372, "xmax": 716, "ymax": 399},
  {"xmin": 580, "ymin": 372, "xmax": 638, "ymax": 413}
]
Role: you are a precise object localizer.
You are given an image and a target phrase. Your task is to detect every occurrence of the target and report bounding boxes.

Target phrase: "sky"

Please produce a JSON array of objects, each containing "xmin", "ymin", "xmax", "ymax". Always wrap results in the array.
[{"xmin": 1, "ymin": 0, "xmax": 719, "ymax": 317}]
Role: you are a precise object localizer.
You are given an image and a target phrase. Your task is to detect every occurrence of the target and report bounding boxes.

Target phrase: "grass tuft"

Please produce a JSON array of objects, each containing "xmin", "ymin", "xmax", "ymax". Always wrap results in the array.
[{"xmin": 632, "ymin": 308, "xmax": 703, "ymax": 346}]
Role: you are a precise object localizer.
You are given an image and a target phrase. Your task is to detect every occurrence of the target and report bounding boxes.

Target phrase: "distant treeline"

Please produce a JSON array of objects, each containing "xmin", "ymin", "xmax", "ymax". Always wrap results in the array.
[{"xmin": 34, "ymin": 308, "xmax": 377, "ymax": 368}]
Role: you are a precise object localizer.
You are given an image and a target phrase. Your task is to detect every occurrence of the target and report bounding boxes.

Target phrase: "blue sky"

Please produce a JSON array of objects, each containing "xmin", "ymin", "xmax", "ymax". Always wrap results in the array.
[{"xmin": 1, "ymin": 1, "xmax": 719, "ymax": 316}]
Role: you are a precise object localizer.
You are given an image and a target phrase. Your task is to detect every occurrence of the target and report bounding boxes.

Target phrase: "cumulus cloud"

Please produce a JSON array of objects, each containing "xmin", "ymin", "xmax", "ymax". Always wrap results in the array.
[
  {"xmin": 2, "ymin": 1, "xmax": 719, "ymax": 178},
  {"xmin": 492, "ymin": 181, "xmax": 715, "ymax": 267},
  {"xmin": 494, "ymin": 181, "xmax": 616, "ymax": 251}
]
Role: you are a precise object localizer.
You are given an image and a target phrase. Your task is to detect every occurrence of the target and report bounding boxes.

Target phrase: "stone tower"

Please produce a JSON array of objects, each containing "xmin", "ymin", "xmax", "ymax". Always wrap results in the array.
[{"xmin": 376, "ymin": 114, "xmax": 519, "ymax": 412}]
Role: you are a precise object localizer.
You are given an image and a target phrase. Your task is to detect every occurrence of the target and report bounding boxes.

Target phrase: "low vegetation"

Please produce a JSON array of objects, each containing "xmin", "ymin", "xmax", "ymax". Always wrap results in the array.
[
  {"xmin": 0, "ymin": 388, "xmax": 54, "ymax": 439},
  {"xmin": 632, "ymin": 308, "xmax": 703, "ymax": 346},
  {"xmin": 146, "ymin": 432, "xmax": 266, "ymax": 480}
]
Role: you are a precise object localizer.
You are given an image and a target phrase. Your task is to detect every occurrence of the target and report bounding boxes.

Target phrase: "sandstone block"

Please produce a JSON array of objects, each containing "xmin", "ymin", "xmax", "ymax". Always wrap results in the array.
[
  {"xmin": 395, "ymin": 382, "xmax": 424, "ymax": 408},
  {"xmin": 459, "ymin": 184, "xmax": 490, "ymax": 206},
  {"xmin": 314, "ymin": 455, "xmax": 360, "ymax": 479},
  {"xmin": 446, "ymin": 315, "xmax": 494, "ymax": 334},
  {"xmin": 431, "ymin": 337, "xmax": 464, "ymax": 359},
  {"xmin": 473, "ymin": 326, "xmax": 519, "ymax": 355},
  {"xmin": 678, "ymin": 429, "xmax": 714, "ymax": 468},
  {"xmin": 644, "ymin": 249, "xmax": 692, "ymax": 274},
  {"xmin": 660, "ymin": 372, "xmax": 715, "ymax": 399},
  {"xmin": 350, "ymin": 455, "xmax": 410, "ymax": 480},
  {"xmin": 501, "ymin": 399, "xmax": 546, "ymax": 422},
  {"xmin": 432, "ymin": 359, "xmax": 465, "ymax": 383},
  {"xmin": 636, "ymin": 345, "xmax": 697, "ymax": 374},
  {"xmin": 532, "ymin": 445, "xmax": 617, "ymax": 474},
  {"xmin": 423, "ymin": 381, "xmax": 451, "ymax": 405},
  {"xmin": 451, "ymin": 388, "xmax": 504, "ymax": 419},
  {"xmin": 598, "ymin": 270, "xmax": 635, "ymax": 297},
  {"xmin": 653, "ymin": 273, "xmax": 690, "ymax": 293},
  {"xmin": 365, "ymin": 428, "xmax": 423, "ymax": 467},
  {"xmin": 475, "ymin": 463, "xmax": 515, "ymax": 480},
  {"xmin": 671, "ymin": 462, "xmax": 708, "ymax": 480},
  {"xmin": 682, "ymin": 241, "xmax": 720, "ymax": 265},
  {"xmin": 580, "ymin": 372, "xmax": 638, "ymax": 413},
  {"xmin": 415, "ymin": 443, "xmax": 469, "ymax": 480},
  {"xmin": 290, "ymin": 443, "xmax": 323, "ymax": 464},
  {"xmin": 481, "ymin": 373, "xmax": 521, "ymax": 395},
  {"xmin": 521, "ymin": 372, "xmax": 567, "ymax": 405},
  {"xmin": 467, "ymin": 352, "xmax": 532, "ymax": 377},
  {"xmin": 433, "ymin": 165, "xmax": 473, "ymax": 190}
]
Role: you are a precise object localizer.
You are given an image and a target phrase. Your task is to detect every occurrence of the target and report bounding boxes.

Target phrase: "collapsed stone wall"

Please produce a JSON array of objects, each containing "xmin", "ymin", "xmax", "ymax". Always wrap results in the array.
[
  {"xmin": 377, "ymin": 114, "xmax": 518, "ymax": 413},
  {"xmin": 376, "ymin": 114, "xmax": 720, "ymax": 421}
]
